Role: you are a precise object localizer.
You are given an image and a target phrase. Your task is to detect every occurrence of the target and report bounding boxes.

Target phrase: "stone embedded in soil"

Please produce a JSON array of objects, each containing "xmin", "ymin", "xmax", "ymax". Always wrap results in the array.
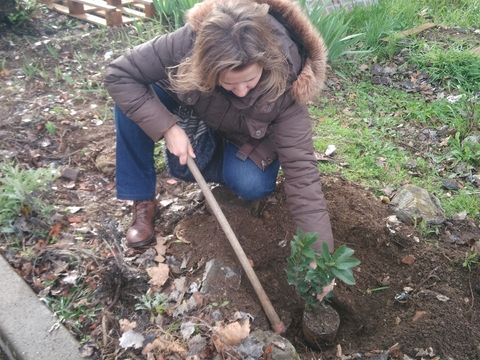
[
  {"xmin": 391, "ymin": 184, "xmax": 445, "ymax": 225},
  {"xmin": 61, "ymin": 167, "xmax": 79, "ymax": 181},
  {"xmin": 401, "ymin": 254, "xmax": 416, "ymax": 265},
  {"xmin": 201, "ymin": 259, "xmax": 242, "ymax": 296},
  {"xmin": 235, "ymin": 329, "xmax": 300, "ymax": 360},
  {"xmin": 412, "ymin": 311, "xmax": 430, "ymax": 322}
]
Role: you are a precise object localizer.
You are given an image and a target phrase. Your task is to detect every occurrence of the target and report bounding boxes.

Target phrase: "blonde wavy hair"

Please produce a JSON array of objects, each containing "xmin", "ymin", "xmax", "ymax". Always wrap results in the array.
[{"xmin": 168, "ymin": 0, "xmax": 289, "ymax": 103}]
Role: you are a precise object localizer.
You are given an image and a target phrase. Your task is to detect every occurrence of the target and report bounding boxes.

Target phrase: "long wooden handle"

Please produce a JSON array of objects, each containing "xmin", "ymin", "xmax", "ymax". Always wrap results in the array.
[{"xmin": 186, "ymin": 156, "xmax": 286, "ymax": 334}]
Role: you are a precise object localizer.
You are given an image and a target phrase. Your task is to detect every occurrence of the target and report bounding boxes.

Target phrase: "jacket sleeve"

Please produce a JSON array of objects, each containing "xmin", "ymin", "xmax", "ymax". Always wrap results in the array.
[
  {"xmin": 104, "ymin": 25, "xmax": 194, "ymax": 141},
  {"xmin": 272, "ymin": 98, "xmax": 334, "ymax": 254}
]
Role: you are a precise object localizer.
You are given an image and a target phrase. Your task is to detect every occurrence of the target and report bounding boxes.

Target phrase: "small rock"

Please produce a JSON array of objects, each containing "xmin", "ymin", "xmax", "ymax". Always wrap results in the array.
[
  {"xmin": 391, "ymin": 184, "xmax": 445, "ymax": 225},
  {"xmin": 236, "ymin": 330, "xmax": 300, "ymax": 360},
  {"xmin": 61, "ymin": 167, "xmax": 79, "ymax": 181},
  {"xmin": 441, "ymin": 178, "xmax": 459, "ymax": 190},
  {"xmin": 201, "ymin": 259, "xmax": 242, "ymax": 295},
  {"xmin": 474, "ymin": 285, "xmax": 480, "ymax": 295},
  {"xmin": 401, "ymin": 255, "xmax": 416, "ymax": 265},
  {"xmin": 412, "ymin": 311, "xmax": 429, "ymax": 322}
]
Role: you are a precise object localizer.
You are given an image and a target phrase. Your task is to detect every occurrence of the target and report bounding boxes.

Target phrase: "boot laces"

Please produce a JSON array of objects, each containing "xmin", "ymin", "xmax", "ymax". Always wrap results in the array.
[{"xmin": 133, "ymin": 200, "xmax": 151, "ymax": 221}]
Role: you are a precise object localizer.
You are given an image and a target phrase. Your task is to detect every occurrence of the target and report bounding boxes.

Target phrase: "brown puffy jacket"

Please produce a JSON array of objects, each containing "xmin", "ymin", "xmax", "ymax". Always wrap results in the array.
[{"xmin": 104, "ymin": 0, "xmax": 334, "ymax": 252}]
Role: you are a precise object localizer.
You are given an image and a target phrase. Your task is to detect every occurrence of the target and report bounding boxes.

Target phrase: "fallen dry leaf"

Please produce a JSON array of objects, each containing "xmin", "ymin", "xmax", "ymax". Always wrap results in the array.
[
  {"xmin": 147, "ymin": 263, "xmax": 170, "ymax": 287},
  {"xmin": 119, "ymin": 319, "xmax": 137, "ymax": 333},
  {"xmin": 149, "ymin": 337, "xmax": 187, "ymax": 358},
  {"xmin": 119, "ymin": 329, "xmax": 144, "ymax": 349},
  {"xmin": 213, "ymin": 320, "xmax": 250, "ymax": 349},
  {"xmin": 48, "ymin": 222, "xmax": 63, "ymax": 238},
  {"xmin": 262, "ymin": 342, "xmax": 274, "ymax": 359},
  {"xmin": 154, "ymin": 241, "xmax": 167, "ymax": 263}
]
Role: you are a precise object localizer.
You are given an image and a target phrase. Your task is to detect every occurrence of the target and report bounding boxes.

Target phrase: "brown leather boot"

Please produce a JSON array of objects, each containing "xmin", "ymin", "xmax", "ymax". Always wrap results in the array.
[{"xmin": 126, "ymin": 198, "xmax": 159, "ymax": 247}]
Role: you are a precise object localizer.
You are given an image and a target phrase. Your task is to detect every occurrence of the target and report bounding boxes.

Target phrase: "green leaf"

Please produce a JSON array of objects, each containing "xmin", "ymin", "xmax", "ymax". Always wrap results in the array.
[
  {"xmin": 331, "ymin": 267, "xmax": 356, "ymax": 285},
  {"xmin": 331, "ymin": 245, "xmax": 355, "ymax": 262},
  {"xmin": 334, "ymin": 258, "xmax": 361, "ymax": 270},
  {"xmin": 315, "ymin": 257, "xmax": 327, "ymax": 270},
  {"xmin": 302, "ymin": 248, "xmax": 317, "ymax": 260},
  {"xmin": 321, "ymin": 242, "xmax": 332, "ymax": 262}
]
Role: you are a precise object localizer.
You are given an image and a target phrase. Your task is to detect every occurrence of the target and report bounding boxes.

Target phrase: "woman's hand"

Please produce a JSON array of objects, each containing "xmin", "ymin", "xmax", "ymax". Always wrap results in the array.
[
  {"xmin": 316, "ymin": 279, "xmax": 336, "ymax": 301},
  {"xmin": 310, "ymin": 260, "xmax": 336, "ymax": 301},
  {"xmin": 163, "ymin": 124, "xmax": 196, "ymax": 165}
]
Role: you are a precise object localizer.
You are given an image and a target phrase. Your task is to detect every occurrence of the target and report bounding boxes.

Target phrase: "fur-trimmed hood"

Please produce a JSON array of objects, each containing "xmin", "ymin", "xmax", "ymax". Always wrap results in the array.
[{"xmin": 186, "ymin": 0, "xmax": 327, "ymax": 104}]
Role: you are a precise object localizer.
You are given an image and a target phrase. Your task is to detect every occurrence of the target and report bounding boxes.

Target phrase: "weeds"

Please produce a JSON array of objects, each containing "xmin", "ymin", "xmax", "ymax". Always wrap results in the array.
[
  {"xmin": 298, "ymin": 0, "xmax": 368, "ymax": 62},
  {"xmin": 462, "ymin": 252, "xmax": 480, "ymax": 272},
  {"xmin": 135, "ymin": 291, "xmax": 168, "ymax": 315},
  {"xmin": 45, "ymin": 121, "xmax": 57, "ymax": 135},
  {"xmin": 41, "ymin": 286, "xmax": 103, "ymax": 337},
  {"xmin": 410, "ymin": 44, "xmax": 480, "ymax": 92},
  {"xmin": 152, "ymin": 0, "xmax": 200, "ymax": 31},
  {"xmin": 0, "ymin": 164, "xmax": 58, "ymax": 233}
]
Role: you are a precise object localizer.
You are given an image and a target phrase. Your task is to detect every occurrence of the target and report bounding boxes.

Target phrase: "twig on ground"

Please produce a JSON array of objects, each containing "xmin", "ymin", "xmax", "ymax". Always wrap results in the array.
[
  {"xmin": 102, "ymin": 312, "xmax": 109, "ymax": 348},
  {"xmin": 467, "ymin": 273, "xmax": 475, "ymax": 313},
  {"xmin": 105, "ymin": 278, "xmax": 121, "ymax": 312}
]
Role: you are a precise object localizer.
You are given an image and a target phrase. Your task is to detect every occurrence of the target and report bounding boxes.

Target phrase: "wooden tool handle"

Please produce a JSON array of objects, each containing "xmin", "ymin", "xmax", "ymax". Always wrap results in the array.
[{"xmin": 186, "ymin": 156, "xmax": 286, "ymax": 334}]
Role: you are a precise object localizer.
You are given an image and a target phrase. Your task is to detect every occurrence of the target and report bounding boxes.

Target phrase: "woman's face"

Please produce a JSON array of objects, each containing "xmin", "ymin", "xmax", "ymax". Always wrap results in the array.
[{"xmin": 219, "ymin": 63, "xmax": 263, "ymax": 98}]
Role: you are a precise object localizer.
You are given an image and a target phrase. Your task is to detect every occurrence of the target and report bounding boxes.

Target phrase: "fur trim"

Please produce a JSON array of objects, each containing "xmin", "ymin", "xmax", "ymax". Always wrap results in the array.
[{"xmin": 186, "ymin": 0, "xmax": 327, "ymax": 104}]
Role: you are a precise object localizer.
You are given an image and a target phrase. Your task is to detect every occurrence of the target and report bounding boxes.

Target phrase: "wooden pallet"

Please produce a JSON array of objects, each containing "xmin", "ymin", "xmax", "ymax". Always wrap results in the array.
[{"xmin": 44, "ymin": 0, "xmax": 156, "ymax": 27}]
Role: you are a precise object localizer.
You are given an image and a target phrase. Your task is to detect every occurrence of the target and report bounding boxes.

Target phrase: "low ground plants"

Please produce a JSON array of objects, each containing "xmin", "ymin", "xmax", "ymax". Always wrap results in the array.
[
  {"xmin": 41, "ymin": 285, "xmax": 103, "ymax": 339},
  {"xmin": 298, "ymin": 0, "xmax": 367, "ymax": 62},
  {"xmin": 462, "ymin": 252, "xmax": 480, "ymax": 272},
  {"xmin": 151, "ymin": 0, "xmax": 200, "ymax": 30},
  {"xmin": 0, "ymin": 164, "xmax": 58, "ymax": 233}
]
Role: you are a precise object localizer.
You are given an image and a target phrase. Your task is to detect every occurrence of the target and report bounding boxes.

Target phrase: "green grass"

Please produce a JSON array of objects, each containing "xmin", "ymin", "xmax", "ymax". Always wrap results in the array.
[
  {"xmin": 410, "ymin": 44, "xmax": 480, "ymax": 92},
  {"xmin": 310, "ymin": 40, "xmax": 480, "ymax": 220}
]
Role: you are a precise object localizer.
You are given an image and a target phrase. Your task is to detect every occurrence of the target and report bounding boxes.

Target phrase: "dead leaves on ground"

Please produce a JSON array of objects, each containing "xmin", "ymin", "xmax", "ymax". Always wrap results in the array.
[{"xmin": 146, "ymin": 236, "xmax": 170, "ymax": 287}]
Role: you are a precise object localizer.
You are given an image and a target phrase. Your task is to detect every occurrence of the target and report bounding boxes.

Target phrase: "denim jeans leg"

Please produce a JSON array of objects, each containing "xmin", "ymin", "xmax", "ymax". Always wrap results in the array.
[
  {"xmin": 115, "ymin": 85, "xmax": 178, "ymax": 200},
  {"xmin": 223, "ymin": 142, "xmax": 280, "ymax": 200}
]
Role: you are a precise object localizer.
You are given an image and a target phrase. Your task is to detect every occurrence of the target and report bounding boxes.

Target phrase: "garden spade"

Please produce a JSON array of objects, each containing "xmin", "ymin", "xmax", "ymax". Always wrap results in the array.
[{"xmin": 186, "ymin": 156, "xmax": 286, "ymax": 334}]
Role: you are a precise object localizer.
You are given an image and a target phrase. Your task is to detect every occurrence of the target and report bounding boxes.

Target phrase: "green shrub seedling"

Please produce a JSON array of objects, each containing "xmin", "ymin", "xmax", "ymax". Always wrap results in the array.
[{"xmin": 286, "ymin": 229, "xmax": 360, "ymax": 308}]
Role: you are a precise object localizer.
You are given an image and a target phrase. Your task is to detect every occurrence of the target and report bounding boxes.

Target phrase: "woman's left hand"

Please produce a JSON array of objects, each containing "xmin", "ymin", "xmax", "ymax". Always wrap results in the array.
[
  {"xmin": 316, "ymin": 279, "xmax": 336, "ymax": 301},
  {"xmin": 310, "ymin": 260, "xmax": 336, "ymax": 301}
]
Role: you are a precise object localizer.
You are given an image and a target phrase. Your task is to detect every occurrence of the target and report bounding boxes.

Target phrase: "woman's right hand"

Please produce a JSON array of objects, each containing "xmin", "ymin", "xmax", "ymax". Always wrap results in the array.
[{"xmin": 163, "ymin": 124, "xmax": 196, "ymax": 165}]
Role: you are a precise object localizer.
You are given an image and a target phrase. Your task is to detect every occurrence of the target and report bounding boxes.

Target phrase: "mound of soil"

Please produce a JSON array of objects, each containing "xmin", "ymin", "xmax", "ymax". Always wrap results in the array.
[{"xmin": 165, "ymin": 177, "xmax": 480, "ymax": 359}]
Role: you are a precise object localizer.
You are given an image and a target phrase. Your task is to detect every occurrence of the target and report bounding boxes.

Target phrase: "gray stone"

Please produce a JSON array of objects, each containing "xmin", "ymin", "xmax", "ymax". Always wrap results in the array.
[
  {"xmin": 462, "ymin": 133, "xmax": 480, "ymax": 146},
  {"xmin": 441, "ymin": 178, "xmax": 459, "ymax": 190},
  {"xmin": 60, "ymin": 167, "xmax": 79, "ymax": 181},
  {"xmin": 95, "ymin": 154, "xmax": 116, "ymax": 175},
  {"xmin": 391, "ymin": 184, "xmax": 445, "ymax": 225},
  {"xmin": 200, "ymin": 259, "xmax": 242, "ymax": 296},
  {"xmin": 235, "ymin": 330, "xmax": 300, "ymax": 360}
]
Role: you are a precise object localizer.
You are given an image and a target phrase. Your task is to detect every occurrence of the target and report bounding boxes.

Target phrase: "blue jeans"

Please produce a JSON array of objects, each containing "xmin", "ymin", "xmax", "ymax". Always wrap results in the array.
[{"xmin": 114, "ymin": 85, "xmax": 280, "ymax": 201}]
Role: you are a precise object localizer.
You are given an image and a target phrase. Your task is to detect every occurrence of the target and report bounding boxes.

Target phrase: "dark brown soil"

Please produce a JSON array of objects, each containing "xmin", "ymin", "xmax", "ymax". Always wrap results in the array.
[{"xmin": 166, "ymin": 177, "xmax": 480, "ymax": 359}]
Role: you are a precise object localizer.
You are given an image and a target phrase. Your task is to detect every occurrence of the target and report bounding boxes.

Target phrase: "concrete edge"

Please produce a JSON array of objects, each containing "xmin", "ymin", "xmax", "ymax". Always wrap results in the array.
[{"xmin": 0, "ymin": 254, "xmax": 84, "ymax": 360}]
